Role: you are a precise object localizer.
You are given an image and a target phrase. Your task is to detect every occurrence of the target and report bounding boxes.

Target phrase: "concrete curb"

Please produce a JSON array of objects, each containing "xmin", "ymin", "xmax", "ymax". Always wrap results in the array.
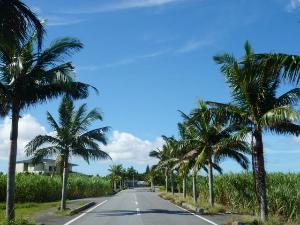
[{"xmin": 69, "ymin": 201, "xmax": 96, "ymax": 216}]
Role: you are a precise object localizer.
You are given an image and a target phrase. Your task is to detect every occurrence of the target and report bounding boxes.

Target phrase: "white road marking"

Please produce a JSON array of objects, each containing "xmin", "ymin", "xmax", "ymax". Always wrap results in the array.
[
  {"xmin": 135, "ymin": 201, "xmax": 138, "ymax": 205},
  {"xmin": 64, "ymin": 200, "xmax": 108, "ymax": 225},
  {"xmin": 136, "ymin": 207, "xmax": 141, "ymax": 215},
  {"xmin": 173, "ymin": 204, "xmax": 218, "ymax": 225}
]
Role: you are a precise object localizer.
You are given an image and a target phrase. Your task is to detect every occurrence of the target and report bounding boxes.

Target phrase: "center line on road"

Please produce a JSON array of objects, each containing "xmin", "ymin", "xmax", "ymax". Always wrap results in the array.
[
  {"xmin": 136, "ymin": 207, "xmax": 141, "ymax": 215},
  {"xmin": 64, "ymin": 200, "xmax": 108, "ymax": 225},
  {"xmin": 135, "ymin": 201, "xmax": 138, "ymax": 205}
]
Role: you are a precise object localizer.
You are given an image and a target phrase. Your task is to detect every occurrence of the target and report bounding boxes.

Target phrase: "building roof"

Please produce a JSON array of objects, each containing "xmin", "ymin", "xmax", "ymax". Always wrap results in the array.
[{"xmin": 16, "ymin": 158, "xmax": 78, "ymax": 166}]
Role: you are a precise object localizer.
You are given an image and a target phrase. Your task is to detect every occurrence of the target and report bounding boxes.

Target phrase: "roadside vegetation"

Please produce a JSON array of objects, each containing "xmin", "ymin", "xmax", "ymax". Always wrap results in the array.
[
  {"xmin": 0, "ymin": 173, "xmax": 112, "ymax": 203},
  {"xmin": 159, "ymin": 173, "xmax": 300, "ymax": 222}
]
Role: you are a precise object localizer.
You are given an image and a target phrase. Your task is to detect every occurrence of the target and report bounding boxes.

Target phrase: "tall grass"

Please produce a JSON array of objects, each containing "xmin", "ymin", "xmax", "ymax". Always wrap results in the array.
[
  {"xmin": 185, "ymin": 173, "xmax": 300, "ymax": 220},
  {"xmin": 0, "ymin": 173, "xmax": 112, "ymax": 203}
]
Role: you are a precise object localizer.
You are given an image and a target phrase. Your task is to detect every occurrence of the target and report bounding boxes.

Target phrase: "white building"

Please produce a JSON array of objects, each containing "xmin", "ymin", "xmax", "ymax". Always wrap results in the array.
[{"xmin": 16, "ymin": 159, "xmax": 77, "ymax": 174}]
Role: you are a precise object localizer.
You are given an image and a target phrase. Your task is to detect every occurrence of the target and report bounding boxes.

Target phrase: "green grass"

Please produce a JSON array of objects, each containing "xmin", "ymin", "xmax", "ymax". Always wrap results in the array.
[
  {"xmin": 0, "ymin": 202, "xmax": 59, "ymax": 224},
  {"xmin": 159, "ymin": 192, "xmax": 227, "ymax": 215},
  {"xmin": 1, "ymin": 219, "xmax": 37, "ymax": 225},
  {"xmin": 224, "ymin": 215, "xmax": 300, "ymax": 225},
  {"xmin": 0, "ymin": 200, "xmax": 88, "ymax": 224}
]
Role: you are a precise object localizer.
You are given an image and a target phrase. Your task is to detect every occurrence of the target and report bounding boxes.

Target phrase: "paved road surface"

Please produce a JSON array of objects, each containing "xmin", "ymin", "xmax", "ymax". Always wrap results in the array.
[{"xmin": 62, "ymin": 188, "xmax": 224, "ymax": 225}]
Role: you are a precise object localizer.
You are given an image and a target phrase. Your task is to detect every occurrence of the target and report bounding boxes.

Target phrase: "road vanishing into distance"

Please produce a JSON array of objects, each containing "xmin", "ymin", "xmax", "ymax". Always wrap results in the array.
[{"xmin": 60, "ymin": 188, "xmax": 224, "ymax": 225}]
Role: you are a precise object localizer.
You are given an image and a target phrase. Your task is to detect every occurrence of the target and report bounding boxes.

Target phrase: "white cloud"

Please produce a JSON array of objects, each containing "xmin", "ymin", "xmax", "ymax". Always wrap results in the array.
[
  {"xmin": 176, "ymin": 39, "xmax": 214, "ymax": 53},
  {"xmin": 141, "ymin": 49, "xmax": 172, "ymax": 58},
  {"xmin": 104, "ymin": 58, "xmax": 137, "ymax": 68},
  {"xmin": 77, "ymin": 65, "xmax": 101, "ymax": 72},
  {"xmin": 101, "ymin": 49, "xmax": 171, "ymax": 68},
  {"xmin": 102, "ymin": 131, "xmax": 164, "ymax": 164},
  {"xmin": 286, "ymin": 0, "xmax": 300, "ymax": 11},
  {"xmin": 65, "ymin": 0, "xmax": 186, "ymax": 14},
  {"xmin": 44, "ymin": 16, "xmax": 84, "ymax": 26},
  {"xmin": 0, "ymin": 115, "xmax": 47, "ymax": 160},
  {"xmin": 99, "ymin": 38, "xmax": 213, "ymax": 68}
]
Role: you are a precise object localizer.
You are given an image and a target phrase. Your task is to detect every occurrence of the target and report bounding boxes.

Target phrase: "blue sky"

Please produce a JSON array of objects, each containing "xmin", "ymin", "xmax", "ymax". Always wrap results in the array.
[{"xmin": 1, "ymin": 0, "xmax": 300, "ymax": 175}]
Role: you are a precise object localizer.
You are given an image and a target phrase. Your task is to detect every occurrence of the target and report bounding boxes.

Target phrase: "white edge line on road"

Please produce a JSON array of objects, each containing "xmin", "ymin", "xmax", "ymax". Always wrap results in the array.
[
  {"xmin": 64, "ymin": 200, "xmax": 108, "ymax": 225},
  {"xmin": 136, "ymin": 207, "xmax": 141, "ymax": 215},
  {"xmin": 173, "ymin": 204, "xmax": 218, "ymax": 225}
]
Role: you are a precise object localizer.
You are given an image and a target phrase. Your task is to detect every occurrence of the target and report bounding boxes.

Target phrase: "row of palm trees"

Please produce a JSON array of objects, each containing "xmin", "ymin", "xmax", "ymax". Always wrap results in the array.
[
  {"xmin": 150, "ymin": 42, "xmax": 300, "ymax": 222},
  {"xmin": 0, "ymin": 0, "xmax": 111, "ymax": 221}
]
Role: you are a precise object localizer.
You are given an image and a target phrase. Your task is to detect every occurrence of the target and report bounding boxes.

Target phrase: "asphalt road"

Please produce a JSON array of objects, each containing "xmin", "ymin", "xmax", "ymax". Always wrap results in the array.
[{"xmin": 63, "ymin": 188, "xmax": 223, "ymax": 225}]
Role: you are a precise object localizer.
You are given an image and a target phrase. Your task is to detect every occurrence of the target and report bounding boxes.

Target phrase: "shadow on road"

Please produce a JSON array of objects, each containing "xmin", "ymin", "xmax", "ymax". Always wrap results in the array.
[{"xmin": 89, "ymin": 209, "xmax": 191, "ymax": 217}]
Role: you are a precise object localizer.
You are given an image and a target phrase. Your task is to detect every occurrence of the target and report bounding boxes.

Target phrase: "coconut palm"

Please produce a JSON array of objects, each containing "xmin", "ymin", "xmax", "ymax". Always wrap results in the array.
[
  {"xmin": 145, "ymin": 166, "xmax": 156, "ymax": 191},
  {"xmin": 171, "ymin": 124, "xmax": 194, "ymax": 199},
  {"xmin": 210, "ymin": 41, "xmax": 300, "ymax": 221},
  {"xmin": 150, "ymin": 136, "xmax": 177, "ymax": 194},
  {"xmin": 0, "ymin": 0, "xmax": 44, "ymax": 49},
  {"xmin": 181, "ymin": 100, "xmax": 250, "ymax": 207},
  {"xmin": 0, "ymin": 34, "xmax": 92, "ymax": 220},
  {"xmin": 25, "ymin": 96, "xmax": 110, "ymax": 210},
  {"xmin": 149, "ymin": 148, "xmax": 169, "ymax": 191}
]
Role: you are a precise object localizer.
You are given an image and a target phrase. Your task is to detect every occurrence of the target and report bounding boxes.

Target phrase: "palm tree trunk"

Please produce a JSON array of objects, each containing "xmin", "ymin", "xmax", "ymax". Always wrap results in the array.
[
  {"xmin": 192, "ymin": 173, "xmax": 197, "ymax": 204},
  {"xmin": 171, "ymin": 171, "xmax": 174, "ymax": 195},
  {"xmin": 208, "ymin": 159, "xmax": 214, "ymax": 207},
  {"xmin": 61, "ymin": 155, "xmax": 69, "ymax": 211},
  {"xmin": 114, "ymin": 181, "xmax": 117, "ymax": 191},
  {"xmin": 183, "ymin": 176, "xmax": 187, "ymax": 198},
  {"xmin": 253, "ymin": 129, "xmax": 268, "ymax": 222},
  {"xmin": 6, "ymin": 106, "xmax": 20, "ymax": 221},
  {"xmin": 150, "ymin": 178, "xmax": 154, "ymax": 191},
  {"xmin": 165, "ymin": 174, "xmax": 168, "ymax": 192}
]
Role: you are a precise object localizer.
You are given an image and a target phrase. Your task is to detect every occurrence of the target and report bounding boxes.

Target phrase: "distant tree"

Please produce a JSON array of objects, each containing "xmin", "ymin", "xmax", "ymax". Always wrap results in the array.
[
  {"xmin": 126, "ymin": 166, "xmax": 138, "ymax": 187},
  {"xmin": 145, "ymin": 165, "xmax": 150, "ymax": 174},
  {"xmin": 108, "ymin": 164, "xmax": 123, "ymax": 191}
]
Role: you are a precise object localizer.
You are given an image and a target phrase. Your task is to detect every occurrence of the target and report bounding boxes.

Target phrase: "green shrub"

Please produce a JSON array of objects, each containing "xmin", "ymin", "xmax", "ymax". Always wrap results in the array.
[
  {"xmin": 2, "ymin": 219, "xmax": 36, "ymax": 225},
  {"xmin": 0, "ymin": 173, "xmax": 112, "ymax": 203}
]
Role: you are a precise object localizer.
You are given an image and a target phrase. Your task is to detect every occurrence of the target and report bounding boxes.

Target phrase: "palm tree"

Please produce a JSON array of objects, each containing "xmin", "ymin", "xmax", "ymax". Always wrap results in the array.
[
  {"xmin": 25, "ymin": 96, "xmax": 111, "ymax": 210},
  {"xmin": 171, "ymin": 124, "xmax": 194, "ymax": 199},
  {"xmin": 181, "ymin": 101, "xmax": 250, "ymax": 207},
  {"xmin": 150, "ymin": 136, "xmax": 177, "ymax": 194},
  {"xmin": 149, "ymin": 148, "xmax": 168, "ymax": 191},
  {"xmin": 0, "ymin": 0, "xmax": 45, "ymax": 49},
  {"xmin": 145, "ymin": 166, "xmax": 156, "ymax": 191},
  {"xmin": 0, "ymin": 34, "xmax": 92, "ymax": 220},
  {"xmin": 210, "ymin": 41, "xmax": 300, "ymax": 221},
  {"xmin": 108, "ymin": 164, "xmax": 123, "ymax": 191}
]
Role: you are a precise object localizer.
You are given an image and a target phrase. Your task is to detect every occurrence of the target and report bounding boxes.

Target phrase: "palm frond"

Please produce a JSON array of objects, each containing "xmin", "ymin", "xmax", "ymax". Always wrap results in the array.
[
  {"xmin": 25, "ymin": 135, "xmax": 60, "ymax": 156},
  {"xmin": 80, "ymin": 126, "xmax": 110, "ymax": 145}
]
